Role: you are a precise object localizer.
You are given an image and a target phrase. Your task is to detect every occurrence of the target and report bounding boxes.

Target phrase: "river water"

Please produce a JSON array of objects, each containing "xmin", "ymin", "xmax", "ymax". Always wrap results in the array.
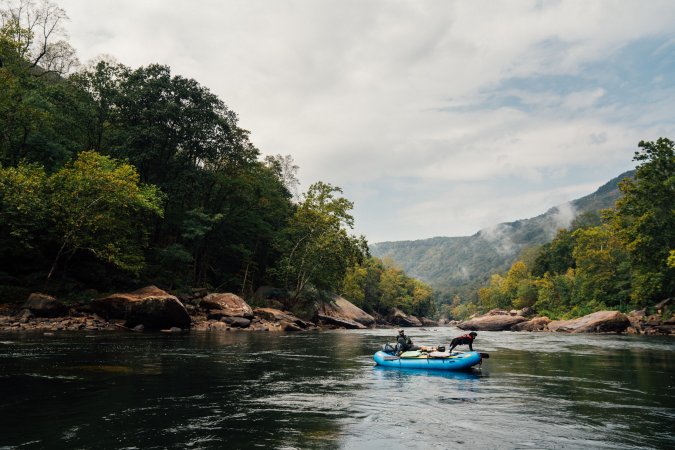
[{"xmin": 0, "ymin": 328, "xmax": 673, "ymax": 449}]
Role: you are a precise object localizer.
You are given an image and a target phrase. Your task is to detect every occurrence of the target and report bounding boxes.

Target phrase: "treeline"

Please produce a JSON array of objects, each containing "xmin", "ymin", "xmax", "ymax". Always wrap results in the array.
[
  {"xmin": 342, "ymin": 257, "xmax": 436, "ymax": 318},
  {"xmin": 0, "ymin": 0, "xmax": 433, "ymax": 317},
  {"xmin": 449, "ymin": 139, "xmax": 675, "ymax": 320}
]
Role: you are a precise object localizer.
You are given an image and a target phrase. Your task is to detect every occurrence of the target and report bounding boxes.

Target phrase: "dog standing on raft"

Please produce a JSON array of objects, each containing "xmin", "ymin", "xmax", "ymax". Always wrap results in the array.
[{"xmin": 448, "ymin": 331, "xmax": 478, "ymax": 352}]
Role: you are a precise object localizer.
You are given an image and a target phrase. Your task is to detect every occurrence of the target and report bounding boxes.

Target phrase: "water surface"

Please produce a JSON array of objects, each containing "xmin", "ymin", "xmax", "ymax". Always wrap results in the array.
[{"xmin": 1, "ymin": 328, "xmax": 673, "ymax": 449}]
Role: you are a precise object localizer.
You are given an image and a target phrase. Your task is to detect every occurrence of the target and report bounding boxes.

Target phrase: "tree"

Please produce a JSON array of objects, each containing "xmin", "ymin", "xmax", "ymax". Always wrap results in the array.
[
  {"xmin": 45, "ymin": 151, "xmax": 163, "ymax": 285},
  {"xmin": 610, "ymin": 138, "xmax": 675, "ymax": 305},
  {"xmin": 572, "ymin": 225, "xmax": 630, "ymax": 310},
  {"xmin": 532, "ymin": 228, "xmax": 576, "ymax": 277},
  {"xmin": 0, "ymin": 0, "xmax": 78, "ymax": 76},
  {"xmin": 264, "ymin": 154, "xmax": 300, "ymax": 201},
  {"xmin": 0, "ymin": 162, "xmax": 47, "ymax": 253},
  {"xmin": 0, "ymin": 1, "xmax": 91, "ymax": 169},
  {"xmin": 533, "ymin": 269, "xmax": 578, "ymax": 319},
  {"xmin": 278, "ymin": 182, "xmax": 366, "ymax": 304}
]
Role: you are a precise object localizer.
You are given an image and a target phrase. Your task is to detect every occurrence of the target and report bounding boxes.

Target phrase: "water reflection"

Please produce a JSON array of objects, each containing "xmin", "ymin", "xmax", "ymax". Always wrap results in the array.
[
  {"xmin": 372, "ymin": 365, "xmax": 483, "ymax": 381},
  {"xmin": 0, "ymin": 330, "xmax": 673, "ymax": 449}
]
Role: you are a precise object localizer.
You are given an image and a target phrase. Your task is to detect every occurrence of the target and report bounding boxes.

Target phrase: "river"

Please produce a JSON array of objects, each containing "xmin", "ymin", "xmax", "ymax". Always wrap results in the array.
[{"xmin": 1, "ymin": 328, "xmax": 673, "ymax": 449}]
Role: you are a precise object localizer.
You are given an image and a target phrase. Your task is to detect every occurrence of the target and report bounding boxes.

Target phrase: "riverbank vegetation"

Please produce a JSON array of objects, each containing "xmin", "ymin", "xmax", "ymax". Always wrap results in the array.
[
  {"xmin": 0, "ymin": 0, "xmax": 433, "ymax": 319},
  {"xmin": 1, "ymin": 1, "xmax": 671, "ymax": 324},
  {"xmin": 450, "ymin": 138, "xmax": 674, "ymax": 320}
]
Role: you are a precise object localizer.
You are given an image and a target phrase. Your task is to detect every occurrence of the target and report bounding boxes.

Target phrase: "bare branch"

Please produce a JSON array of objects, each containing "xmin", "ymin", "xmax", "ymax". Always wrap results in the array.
[{"xmin": 1, "ymin": 0, "xmax": 79, "ymax": 75}]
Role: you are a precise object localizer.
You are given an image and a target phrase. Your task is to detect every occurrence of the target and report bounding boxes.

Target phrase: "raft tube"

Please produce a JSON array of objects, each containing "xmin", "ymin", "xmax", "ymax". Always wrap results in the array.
[{"xmin": 373, "ymin": 351, "xmax": 482, "ymax": 371}]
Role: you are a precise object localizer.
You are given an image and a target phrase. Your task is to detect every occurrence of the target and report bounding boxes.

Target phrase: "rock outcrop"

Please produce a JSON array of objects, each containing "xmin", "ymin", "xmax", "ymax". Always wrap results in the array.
[
  {"xmin": 91, "ymin": 286, "xmax": 191, "ymax": 330},
  {"xmin": 548, "ymin": 310, "xmax": 630, "ymax": 333},
  {"xmin": 199, "ymin": 293, "xmax": 254, "ymax": 318},
  {"xmin": 626, "ymin": 304, "xmax": 674, "ymax": 335},
  {"xmin": 511, "ymin": 316, "xmax": 551, "ymax": 332},
  {"xmin": 22, "ymin": 293, "xmax": 68, "ymax": 317},
  {"xmin": 419, "ymin": 317, "xmax": 438, "ymax": 327},
  {"xmin": 387, "ymin": 308, "xmax": 422, "ymax": 327},
  {"xmin": 315, "ymin": 296, "xmax": 375, "ymax": 329},
  {"xmin": 252, "ymin": 307, "xmax": 314, "ymax": 331},
  {"xmin": 458, "ymin": 314, "xmax": 528, "ymax": 331}
]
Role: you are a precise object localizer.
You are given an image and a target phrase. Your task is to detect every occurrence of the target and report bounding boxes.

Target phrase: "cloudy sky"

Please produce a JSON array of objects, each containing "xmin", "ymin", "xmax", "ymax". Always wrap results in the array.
[{"xmin": 57, "ymin": 0, "xmax": 675, "ymax": 243}]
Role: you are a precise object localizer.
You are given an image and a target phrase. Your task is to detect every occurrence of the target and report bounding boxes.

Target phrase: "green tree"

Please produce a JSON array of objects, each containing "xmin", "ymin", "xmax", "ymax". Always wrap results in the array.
[
  {"xmin": 533, "ymin": 269, "xmax": 578, "ymax": 319},
  {"xmin": 342, "ymin": 263, "xmax": 368, "ymax": 307},
  {"xmin": 532, "ymin": 228, "xmax": 576, "ymax": 277},
  {"xmin": 572, "ymin": 224, "xmax": 630, "ymax": 310},
  {"xmin": 278, "ymin": 182, "xmax": 366, "ymax": 304},
  {"xmin": 0, "ymin": 0, "xmax": 78, "ymax": 76},
  {"xmin": 610, "ymin": 138, "xmax": 675, "ymax": 305},
  {"xmin": 478, "ymin": 260, "xmax": 532, "ymax": 311},
  {"xmin": 45, "ymin": 151, "xmax": 163, "ymax": 285},
  {"xmin": 0, "ymin": 162, "xmax": 47, "ymax": 253}
]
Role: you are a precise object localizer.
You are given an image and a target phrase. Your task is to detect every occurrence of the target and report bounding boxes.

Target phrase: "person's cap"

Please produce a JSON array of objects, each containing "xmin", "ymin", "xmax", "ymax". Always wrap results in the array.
[
  {"xmin": 398, "ymin": 329, "xmax": 404, "ymax": 334},
  {"xmin": 469, "ymin": 331, "xmax": 477, "ymax": 336}
]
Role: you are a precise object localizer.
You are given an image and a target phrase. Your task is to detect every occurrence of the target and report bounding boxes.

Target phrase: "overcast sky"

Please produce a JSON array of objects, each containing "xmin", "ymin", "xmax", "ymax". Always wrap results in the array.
[{"xmin": 57, "ymin": 0, "xmax": 675, "ymax": 243}]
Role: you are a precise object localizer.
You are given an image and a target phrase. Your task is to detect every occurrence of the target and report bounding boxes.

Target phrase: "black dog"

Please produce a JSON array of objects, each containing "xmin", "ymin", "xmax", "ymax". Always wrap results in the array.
[{"xmin": 449, "ymin": 331, "xmax": 477, "ymax": 352}]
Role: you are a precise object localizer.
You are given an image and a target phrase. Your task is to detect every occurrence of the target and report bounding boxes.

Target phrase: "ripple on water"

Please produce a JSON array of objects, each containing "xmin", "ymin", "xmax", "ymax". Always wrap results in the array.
[{"xmin": 0, "ymin": 330, "xmax": 673, "ymax": 450}]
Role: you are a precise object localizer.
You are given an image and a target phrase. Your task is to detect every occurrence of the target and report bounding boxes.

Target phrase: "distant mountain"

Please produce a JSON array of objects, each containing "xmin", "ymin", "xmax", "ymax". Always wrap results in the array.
[{"xmin": 370, "ymin": 171, "xmax": 634, "ymax": 296}]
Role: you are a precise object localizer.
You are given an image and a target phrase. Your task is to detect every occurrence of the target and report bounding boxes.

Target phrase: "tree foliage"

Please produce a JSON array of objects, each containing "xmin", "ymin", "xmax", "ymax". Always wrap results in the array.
[
  {"xmin": 609, "ymin": 137, "xmax": 675, "ymax": 305},
  {"xmin": 2, "ymin": 0, "xmax": 430, "ymax": 308},
  {"xmin": 342, "ymin": 256, "xmax": 436, "ymax": 317},
  {"xmin": 45, "ymin": 151, "xmax": 163, "ymax": 281},
  {"xmin": 0, "ymin": 151, "xmax": 163, "ymax": 287},
  {"xmin": 473, "ymin": 139, "xmax": 673, "ymax": 318},
  {"xmin": 278, "ymin": 182, "xmax": 366, "ymax": 304}
]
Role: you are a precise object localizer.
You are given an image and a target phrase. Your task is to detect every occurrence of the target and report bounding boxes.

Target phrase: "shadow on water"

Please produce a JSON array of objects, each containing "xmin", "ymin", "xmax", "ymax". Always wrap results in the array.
[{"xmin": 372, "ymin": 365, "xmax": 484, "ymax": 381}]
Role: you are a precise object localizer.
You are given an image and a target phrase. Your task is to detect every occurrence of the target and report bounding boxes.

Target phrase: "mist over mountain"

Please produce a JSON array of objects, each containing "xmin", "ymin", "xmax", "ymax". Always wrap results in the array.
[{"xmin": 370, "ymin": 171, "xmax": 634, "ymax": 296}]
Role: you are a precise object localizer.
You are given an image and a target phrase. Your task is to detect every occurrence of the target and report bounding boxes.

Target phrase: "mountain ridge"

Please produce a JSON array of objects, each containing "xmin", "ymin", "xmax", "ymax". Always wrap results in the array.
[{"xmin": 370, "ymin": 171, "xmax": 635, "ymax": 296}]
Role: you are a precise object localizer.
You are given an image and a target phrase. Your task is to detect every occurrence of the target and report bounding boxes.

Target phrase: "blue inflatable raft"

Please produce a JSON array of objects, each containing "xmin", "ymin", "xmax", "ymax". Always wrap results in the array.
[{"xmin": 373, "ymin": 350, "xmax": 483, "ymax": 371}]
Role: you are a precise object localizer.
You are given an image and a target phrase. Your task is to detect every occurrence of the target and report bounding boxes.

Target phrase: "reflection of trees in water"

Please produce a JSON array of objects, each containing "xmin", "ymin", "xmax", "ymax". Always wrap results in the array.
[{"xmin": 489, "ymin": 347, "xmax": 673, "ymax": 448}]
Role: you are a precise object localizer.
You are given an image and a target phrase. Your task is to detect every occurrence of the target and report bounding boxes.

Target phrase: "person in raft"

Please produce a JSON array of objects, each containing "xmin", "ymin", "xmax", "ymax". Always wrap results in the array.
[
  {"xmin": 448, "ymin": 331, "xmax": 478, "ymax": 352},
  {"xmin": 396, "ymin": 329, "xmax": 435, "ymax": 353}
]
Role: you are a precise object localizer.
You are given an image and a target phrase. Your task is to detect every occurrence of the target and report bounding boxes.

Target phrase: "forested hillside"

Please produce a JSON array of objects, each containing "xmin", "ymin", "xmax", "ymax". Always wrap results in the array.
[
  {"xmin": 473, "ymin": 140, "xmax": 674, "ymax": 319},
  {"xmin": 373, "ymin": 139, "xmax": 674, "ymax": 322},
  {"xmin": 371, "ymin": 171, "xmax": 633, "ymax": 298},
  {"xmin": 0, "ymin": 0, "xmax": 436, "ymax": 319}
]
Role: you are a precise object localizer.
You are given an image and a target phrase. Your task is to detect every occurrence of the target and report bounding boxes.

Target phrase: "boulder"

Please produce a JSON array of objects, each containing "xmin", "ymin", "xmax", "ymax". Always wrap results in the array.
[
  {"xmin": 519, "ymin": 306, "xmax": 536, "ymax": 317},
  {"xmin": 253, "ymin": 307, "xmax": 313, "ymax": 330},
  {"xmin": 91, "ymin": 286, "xmax": 191, "ymax": 330},
  {"xmin": 252, "ymin": 286, "xmax": 290, "ymax": 308},
  {"xmin": 388, "ymin": 308, "xmax": 422, "ymax": 327},
  {"xmin": 22, "ymin": 293, "xmax": 68, "ymax": 318},
  {"xmin": 547, "ymin": 310, "xmax": 630, "ymax": 333},
  {"xmin": 316, "ymin": 314, "xmax": 365, "ymax": 329},
  {"xmin": 17, "ymin": 308, "xmax": 33, "ymax": 323},
  {"xmin": 199, "ymin": 293, "xmax": 253, "ymax": 318},
  {"xmin": 511, "ymin": 316, "xmax": 551, "ymax": 332},
  {"xmin": 219, "ymin": 316, "xmax": 251, "ymax": 328},
  {"xmin": 626, "ymin": 309, "xmax": 646, "ymax": 334},
  {"xmin": 458, "ymin": 314, "xmax": 528, "ymax": 331},
  {"xmin": 315, "ymin": 296, "xmax": 375, "ymax": 328},
  {"xmin": 624, "ymin": 308, "xmax": 674, "ymax": 335},
  {"xmin": 419, "ymin": 317, "xmax": 438, "ymax": 326}
]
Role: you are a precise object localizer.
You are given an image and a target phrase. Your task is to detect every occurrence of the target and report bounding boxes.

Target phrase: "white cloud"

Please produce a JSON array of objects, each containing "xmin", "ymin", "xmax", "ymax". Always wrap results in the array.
[{"xmin": 55, "ymin": 0, "xmax": 675, "ymax": 242}]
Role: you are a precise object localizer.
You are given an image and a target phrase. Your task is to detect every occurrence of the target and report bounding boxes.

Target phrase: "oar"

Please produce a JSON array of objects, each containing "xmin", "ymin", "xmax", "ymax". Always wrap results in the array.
[{"xmin": 479, "ymin": 352, "xmax": 490, "ymax": 359}]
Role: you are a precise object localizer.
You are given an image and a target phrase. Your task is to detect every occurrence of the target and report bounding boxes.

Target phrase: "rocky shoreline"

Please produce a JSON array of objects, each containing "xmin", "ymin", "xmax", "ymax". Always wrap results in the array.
[
  {"xmin": 456, "ymin": 301, "xmax": 674, "ymax": 335},
  {"xmin": 0, "ymin": 286, "xmax": 432, "ymax": 334},
  {"xmin": 1, "ymin": 287, "xmax": 672, "ymax": 336}
]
